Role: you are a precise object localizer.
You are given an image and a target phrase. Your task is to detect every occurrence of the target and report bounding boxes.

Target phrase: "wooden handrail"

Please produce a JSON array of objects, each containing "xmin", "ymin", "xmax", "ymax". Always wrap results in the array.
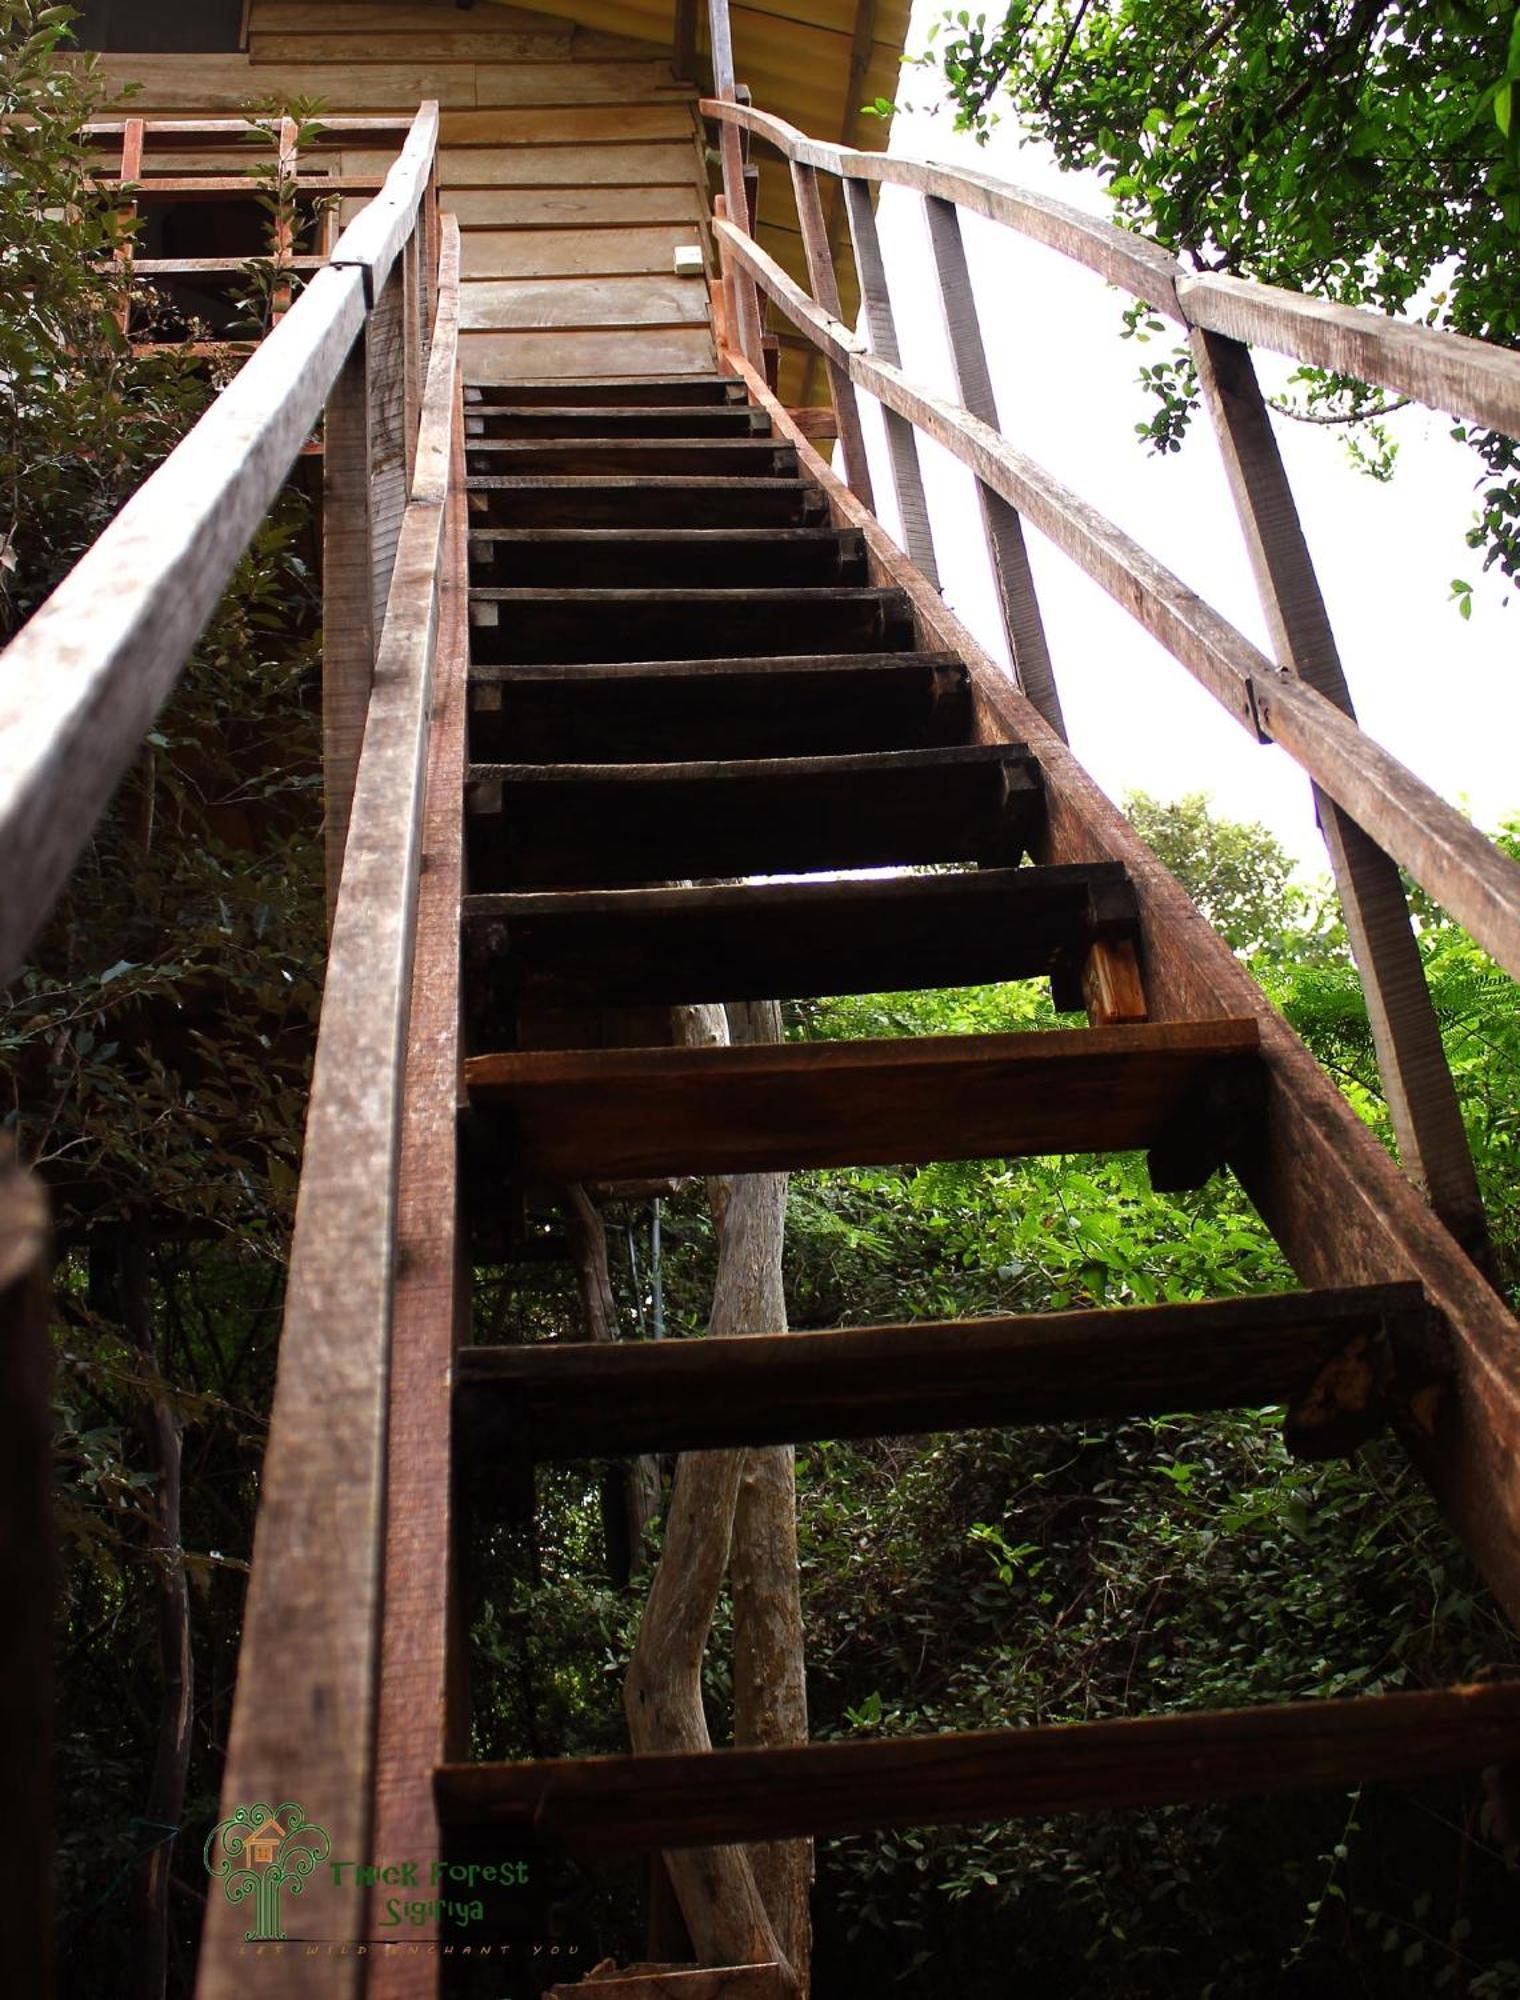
[
  {"xmin": 0, "ymin": 101, "xmax": 441, "ymax": 985},
  {"xmin": 702, "ymin": 90, "xmax": 1519, "ymax": 1260},
  {"xmin": 195, "ymin": 212, "xmax": 463, "ymax": 2000}
]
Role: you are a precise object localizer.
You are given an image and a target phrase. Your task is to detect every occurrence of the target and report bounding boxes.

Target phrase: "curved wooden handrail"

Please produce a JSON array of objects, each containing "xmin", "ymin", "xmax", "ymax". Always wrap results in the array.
[
  {"xmin": 702, "ymin": 96, "xmax": 1520, "ymax": 441},
  {"xmin": 0, "ymin": 101, "xmax": 441, "ymax": 984}
]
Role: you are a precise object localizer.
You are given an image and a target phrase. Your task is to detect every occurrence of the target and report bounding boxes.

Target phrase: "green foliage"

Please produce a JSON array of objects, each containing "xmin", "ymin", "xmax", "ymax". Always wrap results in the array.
[{"xmin": 916, "ymin": 1, "xmax": 1520, "ymax": 591}]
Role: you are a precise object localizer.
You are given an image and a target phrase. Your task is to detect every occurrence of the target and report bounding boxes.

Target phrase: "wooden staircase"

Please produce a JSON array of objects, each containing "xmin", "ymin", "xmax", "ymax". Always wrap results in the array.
[{"xmin": 418, "ymin": 373, "xmax": 1520, "ymax": 1985}]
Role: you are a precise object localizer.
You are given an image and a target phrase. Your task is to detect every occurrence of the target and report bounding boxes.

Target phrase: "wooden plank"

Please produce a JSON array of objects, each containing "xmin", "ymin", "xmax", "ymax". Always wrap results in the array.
[
  {"xmin": 349, "ymin": 141, "xmax": 700, "ymax": 186},
  {"xmin": 444, "ymin": 186, "xmax": 705, "ymax": 227},
  {"xmin": 460, "ymin": 274, "xmax": 710, "ymax": 330},
  {"xmin": 1192, "ymin": 328, "xmax": 1489, "ymax": 1262},
  {"xmin": 463, "ymin": 741, "xmax": 1039, "ymax": 888},
  {"xmin": 94, "ymin": 55, "xmax": 477, "ymax": 111},
  {"xmin": 464, "ymin": 470, "xmax": 816, "ymax": 523},
  {"xmin": 464, "ymin": 1019, "xmax": 1261, "ymax": 1181},
  {"xmin": 440, "ymin": 1682, "xmax": 1520, "ymax": 1851},
  {"xmin": 789, "ymin": 159, "xmax": 873, "ymax": 507},
  {"xmin": 468, "ymin": 375, "xmax": 744, "ymax": 405},
  {"xmin": 710, "ymin": 0, "xmax": 764, "ymax": 363},
  {"xmin": 923, "ymin": 193, "xmax": 1064, "ymax": 737},
  {"xmin": 322, "ymin": 341, "xmax": 376, "ymax": 909},
  {"xmin": 249, "ymin": 0, "xmax": 574, "ymax": 31},
  {"xmin": 467, "ymin": 581, "xmax": 904, "ymax": 662},
  {"xmin": 471, "ymin": 62, "xmax": 691, "ymax": 104},
  {"xmin": 455, "ymin": 1283, "xmax": 1432, "ymax": 1458},
  {"xmin": 463, "ymin": 648, "xmax": 965, "ymax": 761},
  {"xmin": 460, "ymin": 326, "xmax": 716, "ymax": 380},
  {"xmin": 465, "ymin": 437, "xmax": 789, "ymax": 474},
  {"xmin": 250, "ymin": 30, "xmax": 574, "ymax": 62},
  {"xmin": 467, "ymin": 406, "xmax": 768, "ymax": 438},
  {"xmin": 195, "ymin": 222, "xmax": 459, "ymax": 2000},
  {"xmin": 0, "ymin": 260, "xmax": 365, "ymax": 982},
  {"xmin": 446, "ymin": 105, "xmax": 695, "ymax": 143},
  {"xmin": 733, "ymin": 360, "xmax": 1520, "ymax": 1624},
  {"xmin": 461, "ymin": 226, "xmax": 702, "ymax": 279},
  {"xmin": 0, "ymin": 1153, "xmax": 52, "ymax": 1999},
  {"xmin": 368, "ymin": 267, "xmax": 468, "ymax": 2000},
  {"xmin": 330, "ymin": 100, "xmax": 441, "ymax": 305}
]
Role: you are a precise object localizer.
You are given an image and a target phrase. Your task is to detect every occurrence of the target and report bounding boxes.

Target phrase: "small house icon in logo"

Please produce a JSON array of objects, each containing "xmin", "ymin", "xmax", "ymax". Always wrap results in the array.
[{"xmin": 204, "ymin": 1803, "xmax": 331, "ymax": 1942}]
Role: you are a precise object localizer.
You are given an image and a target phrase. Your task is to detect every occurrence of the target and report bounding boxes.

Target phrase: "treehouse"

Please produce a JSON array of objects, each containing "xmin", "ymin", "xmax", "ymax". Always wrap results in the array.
[{"xmin": 4, "ymin": 2, "xmax": 1520, "ymax": 1996}]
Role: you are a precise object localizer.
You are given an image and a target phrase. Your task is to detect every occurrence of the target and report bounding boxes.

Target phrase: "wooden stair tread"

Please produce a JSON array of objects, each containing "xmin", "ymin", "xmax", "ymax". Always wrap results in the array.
[
  {"xmin": 466, "ymin": 404, "xmax": 770, "ymax": 436},
  {"xmin": 467, "ymin": 476, "xmax": 826, "ymax": 526},
  {"xmin": 467, "ymin": 526, "xmax": 866, "ymax": 588},
  {"xmin": 467, "ymin": 583, "xmax": 914, "ymax": 663},
  {"xmin": 463, "ymin": 1018, "xmax": 1263, "ymax": 1182},
  {"xmin": 435, "ymin": 1681, "xmax": 1520, "ymax": 1851},
  {"xmin": 466, "ymin": 651, "xmax": 970, "ymax": 761},
  {"xmin": 465, "ymin": 376, "xmax": 747, "ymax": 407},
  {"xmin": 454, "ymin": 1282, "xmax": 1436, "ymax": 1461},
  {"xmin": 463, "ymin": 742, "xmax": 1043, "ymax": 889},
  {"xmin": 461, "ymin": 862, "xmax": 1138, "ymax": 1012},
  {"xmin": 464, "ymin": 439, "xmax": 796, "ymax": 477}
]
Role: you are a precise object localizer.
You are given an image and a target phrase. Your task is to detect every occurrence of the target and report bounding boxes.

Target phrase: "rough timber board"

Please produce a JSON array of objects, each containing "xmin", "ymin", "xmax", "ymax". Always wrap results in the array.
[
  {"xmin": 93, "ymin": 56, "xmax": 687, "ymax": 109},
  {"xmin": 461, "ymin": 226, "xmax": 703, "ymax": 279},
  {"xmin": 343, "ymin": 142, "xmax": 700, "ymax": 185},
  {"xmin": 460, "ymin": 274, "xmax": 709, "ymax": 331},
  {"xmin": 444, "ymin": 187, "xmax": 705, "ymax": 227},
  {"xmin": 460, "ymin": 328, "xmax": 716, "ymax": 380}
]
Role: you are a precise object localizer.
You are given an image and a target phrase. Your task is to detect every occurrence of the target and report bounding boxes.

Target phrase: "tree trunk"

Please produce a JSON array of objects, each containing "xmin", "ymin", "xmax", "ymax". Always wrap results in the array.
[
  {"xmin": 120, "ymin": 1224, "xmax": 193, "ymax": 2000},
  {"xmin": 564, "ymin": 1181, "xmax": 663, "ymax": 1582}
]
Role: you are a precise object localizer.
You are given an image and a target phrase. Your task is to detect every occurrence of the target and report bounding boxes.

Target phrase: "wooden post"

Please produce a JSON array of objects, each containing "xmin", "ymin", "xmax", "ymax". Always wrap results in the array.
[
  {"xmin": 713, "ymin": 194, "xmax": 741, "ymax": 368},
  {"xmin": 114, "ymin": 117, "xmax": 144, "ymax": 336},
  {"xmin": 922, "ymin": 194, "xmax": 1065, "ymax": 738},
  {"xmin": 789, "ymin": 160, "xmax": 874, "ymax": 508},
  {"xmin": 322, "ymin": 263, "xmax": 409, "ymax": 913},
  {"xmin": 707, "ymin": 0, "xmax": 763, "ymax": 366},
  {"xmin": 1190, "ymin": 327, "xmax": 1490, "ymax": 1266},
  {"xmin": 0, "ymin": 1151, "xmax": 52, "ymax": 2000},
  {"xmin": 841, "ymin": 177, "xmax": 939, "ymax": 584},
  {"xmin": 271, "ymin": 115, "xmax": 298, "ymax": 321},
  {"xmin": 674, "ymin": 0, "xmax": 699, "ymax": 81}
]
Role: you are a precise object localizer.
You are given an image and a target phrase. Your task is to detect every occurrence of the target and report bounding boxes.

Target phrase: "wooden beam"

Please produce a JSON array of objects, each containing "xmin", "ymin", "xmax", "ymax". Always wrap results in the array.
[
  {"xmin": 437, "ymin": 1681, "xmax": 1520, "ymax": 1851},
  {"xmin": 708, "ymin": 0, "xmax": 763, "ymax": 363},
  {"xmin": 197, "ymin": 218, "xmax": 459, "ymax": 2000},
  {"xmin": 455, "ymin": 1283, "xmax": 1434, "ymax": 1460},
  {"xmin": 788, "ymin": 160, "xmax": 873, "ymax": 505}
]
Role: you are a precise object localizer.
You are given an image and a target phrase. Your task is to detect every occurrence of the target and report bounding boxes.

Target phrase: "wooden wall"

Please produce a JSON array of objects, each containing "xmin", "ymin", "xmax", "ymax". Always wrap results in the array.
[{"xmin": 92, "ymin": 0, "xmax": 717, "ymax": 382}]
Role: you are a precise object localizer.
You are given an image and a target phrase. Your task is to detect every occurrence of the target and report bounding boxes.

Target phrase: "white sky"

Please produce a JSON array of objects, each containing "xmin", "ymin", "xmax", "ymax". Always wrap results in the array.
[{"xmin": 847, "ymin": 3, "xmax": 1519, "ymax": 872}]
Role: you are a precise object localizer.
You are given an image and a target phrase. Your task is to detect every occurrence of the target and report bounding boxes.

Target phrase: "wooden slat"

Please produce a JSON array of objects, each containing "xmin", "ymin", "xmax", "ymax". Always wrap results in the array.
[
  {"xmin": 710, "ymin": 0, "xmax": 763, "ymax": 362},
  {"xmin": 461, "ymin": 226, "xmax": 703, "ymax": 279},
  {"xmin": 359, "ymin": 141, "xmax": 699, "ymax": 186},
  {"xmin": 330, "ymin": 100, "xmax": 441, "ymax": 304},
  {"xmin": 445, "ymin": 186, "xmax": 705, "ymax": 226},
  {"xmin": 467, "ymin": 406, "xmax": 768, "ymax": 437},
  {"xmin": 733, "ymin": 361, "xmax": 1520, "ymax": 1621},
  {"xmin": 461, "ymin": 327, "xmax": 717, "ymax": 381},
  {"xmin": 789, "ymin": 159, "xmax": 873, "ymax": 506},
  {"xmin": 464, "ymin": 741, "xmax": 1040, "ymax": 888},
  {"xmin": 462, "ymin": 862, "xmax": 1137, "ymax": 1010},
  {"xmin": 468, "ymin": 375, "xmax": 745, "ymax": 405},
  {"xmin": 466, "ymin": 436, "xmax": 790, "ymax": 471},
  {"xmin": 196, "ymin": 219, "xmax": 460, "ymax": 2000},
  {"xmin": 464, "ymin": 1019, "xmax": 1261, "ymax": 1181},
  {"xmin": 94, "ymin": 56, "xmax": 687, "ymax": 111},
  {"xmin": 465, "ymin": 474, "xmax": 820, "ymax": 525},
  {"xmin": 468, "ymin": 581, "xmax": 907, "ymax": 662},
  {"xmin": 461, "ymin": 273, "xmax": 710, "ymax": 330},
  {"xmin": 455, "ymin": 1283, "xmax": 1431, "ymax": 1458},
  {"xmin": 438, "ymin": 1681, "xmax": 1520, "ymax": 1851}
]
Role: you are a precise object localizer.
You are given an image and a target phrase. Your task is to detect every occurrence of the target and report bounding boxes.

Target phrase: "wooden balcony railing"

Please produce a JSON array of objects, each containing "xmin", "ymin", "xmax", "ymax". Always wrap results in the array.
[{"xmin": 702, "ymin": 90, "xmax": 1520, "ymax": 1269}]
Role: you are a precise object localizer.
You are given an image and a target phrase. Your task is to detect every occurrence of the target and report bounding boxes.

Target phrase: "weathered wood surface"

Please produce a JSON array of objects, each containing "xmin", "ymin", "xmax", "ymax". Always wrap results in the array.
[
  {"xmin": 789, "ymin": 159, "xmax": 873, "ymax": 506},
  {"xmin": 196, "ymin": 219, "xmax": 459, "ymax": 2000},
  {"xmin": 467, "ymin": 436, "xmax": 790, "ymax": 473},
  {"xmin": 733, "ymin": 358, "xmax": 1520, "ymax": 1622},
  {"xmin": 445, "ymin": 186, "xmax": 706, "ymax": 227},
  {"xmin": 466, "ymin": 472, "xmax": 818, "ymax": 526},
  {"xmin": 456, "ymin": 1284, "xmax": 1432, "ymax": 1459},
  {"xmin": 0, "ymin": 1153, "xmax": 52, "ymax": 2000},
  {"xmin": 464, "ymin": 1020, "xmax": 1261, "ymax": 1182},
  {"xmin": 95, "ymin": 55, "xmax": 685, "ymax": 110},
  {"xmin": 462, "ymin": 226, "xmax": 704, "ymax": 279},
  {"xmin": 462, "ymin": 863, "xmax": 1138, "ymax": 1012},
  {"xmin": 467, "ymin": 582, "xmax": 907, "ymax": 663},
  {"xmin": 460, "ymin": 275, "xmax": 710, "ymax": 330},
  {"xmin": 461, "ymin": 327, "xmax": 717, "ymax": 382},
  {"xmin": 439, "ymin": 1680, "xmax": 1520, "ymax": 1850},
  {"xmin": 464, "ymin": 742, "xmax": 1040, "ymax": 888},
  {"xmin": 369, "ymin": 252, "xmax": 467, "ymax": 2000}
]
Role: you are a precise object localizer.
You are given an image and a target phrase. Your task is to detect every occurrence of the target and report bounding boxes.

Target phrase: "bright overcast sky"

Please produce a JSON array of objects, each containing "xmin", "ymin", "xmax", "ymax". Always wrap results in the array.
[{"xmin": 849, "ymin": 1, "xmax": 1519, "ymax": 872}]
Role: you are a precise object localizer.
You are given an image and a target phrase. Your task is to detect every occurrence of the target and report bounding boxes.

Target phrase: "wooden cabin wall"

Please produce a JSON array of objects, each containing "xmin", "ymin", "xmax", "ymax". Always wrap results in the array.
[{"xmin": 90, "ymin": 0, "xmax": 717, "ymax": 381}]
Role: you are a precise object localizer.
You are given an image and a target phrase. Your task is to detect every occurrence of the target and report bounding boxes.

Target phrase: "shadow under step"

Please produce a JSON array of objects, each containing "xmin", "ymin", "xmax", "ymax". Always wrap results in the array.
[
  {"xmin": 465, "ymin": 375, "xmax": 746, "ymax": 409},
  {"xmin": 435, "ymin": 1681, "xmax": 1520, "ymax": 1852},
  {"xmin": 467, "ymin": 653, "xmax": 969, "ymax": 762},
  {"xmin": 464, "ymin": 742, "xmax": 1042, "ymax": 889},
  {"xmin": 455, "ymin": 1283, "xmax": 1437, "ymax": 1465},
  {"xmin": 463, "ymin": 1018, "xmax": 1263, "ymax": 1186},
  {"xmin": 462, "ymin": 864, "xmax": 1140, "ymax": 1026},
  {"xmin": 468, "ymin": 586, "xmax": 915, "ymax": 665},
  {"xmin": 467, "ymin": 476, "xmax": 826, "ymax": 528},
  {"xmin": 465, "ymin": 438, "xmax": 795, "ymax": 478},
  {"xmin": 466, "ymin": 403, "xmax": 769, "ymax": 439},
  {"xmin": 467, "ymin": 526, "xmax": 867, "ymax": 589}
]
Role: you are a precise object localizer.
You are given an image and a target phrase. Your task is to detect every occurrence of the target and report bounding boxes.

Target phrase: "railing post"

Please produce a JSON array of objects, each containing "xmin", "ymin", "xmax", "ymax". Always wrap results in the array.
[
  {"xmin": 113, "ymin": 116, "xmax": 144, "ymax": 337},
  {"xmin": 1191, "ymin": 327, "xmax": 1491, "ymax": 1267},
  {"xmin": 322, "ymin": 264, "xmax": 410, "ymax": 915},
  {"xmin": 789, "ymin": 160, "xmax": 874, "ymax": 508},
  {"xmin": 707, "ymin": 0, "xmax": 763, "ymax": 366},
  {"xmin": 922, "ymin": 194, "xmax": 1065, "ymax": 739},
  {"xmin": 841, "ymin": 177, "xmax": 940, "ymax": 584}
]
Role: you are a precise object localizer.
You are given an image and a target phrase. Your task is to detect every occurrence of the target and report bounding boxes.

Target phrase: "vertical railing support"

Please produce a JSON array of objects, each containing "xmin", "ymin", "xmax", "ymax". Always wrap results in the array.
[
  {"xmin": 790, "ymin": 160, "xmax": 874, "ymax": 508},
  {"xmin": 1192, "ymin": 327, "xmax": 1491, "ymax": 1267},
  {"xmin": 707, "ymin": 0, "xmax": 763, "ymax": 366},
  {"xmin": 923, "ymin": 194, "xmax": 1065, "ymax": 738},
  {"xmin": 113, "ymin": 116, "xmax": 144, "ymax": 336},
  {"xmin": 841, "ymin": 177, "xmax": 940, "ymax": 584}
]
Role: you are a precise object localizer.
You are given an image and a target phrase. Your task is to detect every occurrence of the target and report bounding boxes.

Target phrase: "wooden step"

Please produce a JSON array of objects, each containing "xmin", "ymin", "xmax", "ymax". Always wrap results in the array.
[
  {"xmin": 467, "ymin": 586, "xmax": 915, "ymax": 666},
  {"xmin": 434, "ymin": 1680, "xmax": 1520, "ymax": 1852},
  {"xmin": 467, "ymin": 477, "xmax": 826, "ymax": 528},
  {"xmin": 461, "ymin": 864, "xmax": 1140, "ymax": 1030},
  {"xmin": 463, "ymin": 1018, "xmax": 1263, "ymax": 1184},
  {"xmin": 455, "ymin": 1283, "xmax": 1437, "ymax": 1463},
  {"xmin": 465, "ymin": 376, "xmax": 747, "ymax": 408},
  {"xmin": 467, "ymin": 526, "xmax": 867, "ymax": 589},
  {"xmin": 466, "ymin": 404, "xmax": 770, "ymax": 439},
  {"xmin": 466, "ymin": 653, "xmax": 970, "ymax": 763},
  {"xmin": 463, "ymin": 742, "xmax": 1043, "ymax": 890},
  {"xmin": 464, "ymin": 438, "xmax": 795, "ymax": 478}
]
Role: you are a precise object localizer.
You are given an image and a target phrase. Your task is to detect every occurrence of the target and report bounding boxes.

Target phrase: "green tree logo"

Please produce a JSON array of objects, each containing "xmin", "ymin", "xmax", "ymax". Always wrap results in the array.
[{"xmin": 204, "ymin": 1802, "xmax": 331, "ymax": 1941}]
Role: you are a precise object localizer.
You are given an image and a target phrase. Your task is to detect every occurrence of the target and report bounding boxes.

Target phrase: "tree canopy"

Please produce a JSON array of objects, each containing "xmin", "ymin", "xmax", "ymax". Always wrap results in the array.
[{"xmin": 911, "ymin": 1, "xmax": 1520, "ymax": 594}]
